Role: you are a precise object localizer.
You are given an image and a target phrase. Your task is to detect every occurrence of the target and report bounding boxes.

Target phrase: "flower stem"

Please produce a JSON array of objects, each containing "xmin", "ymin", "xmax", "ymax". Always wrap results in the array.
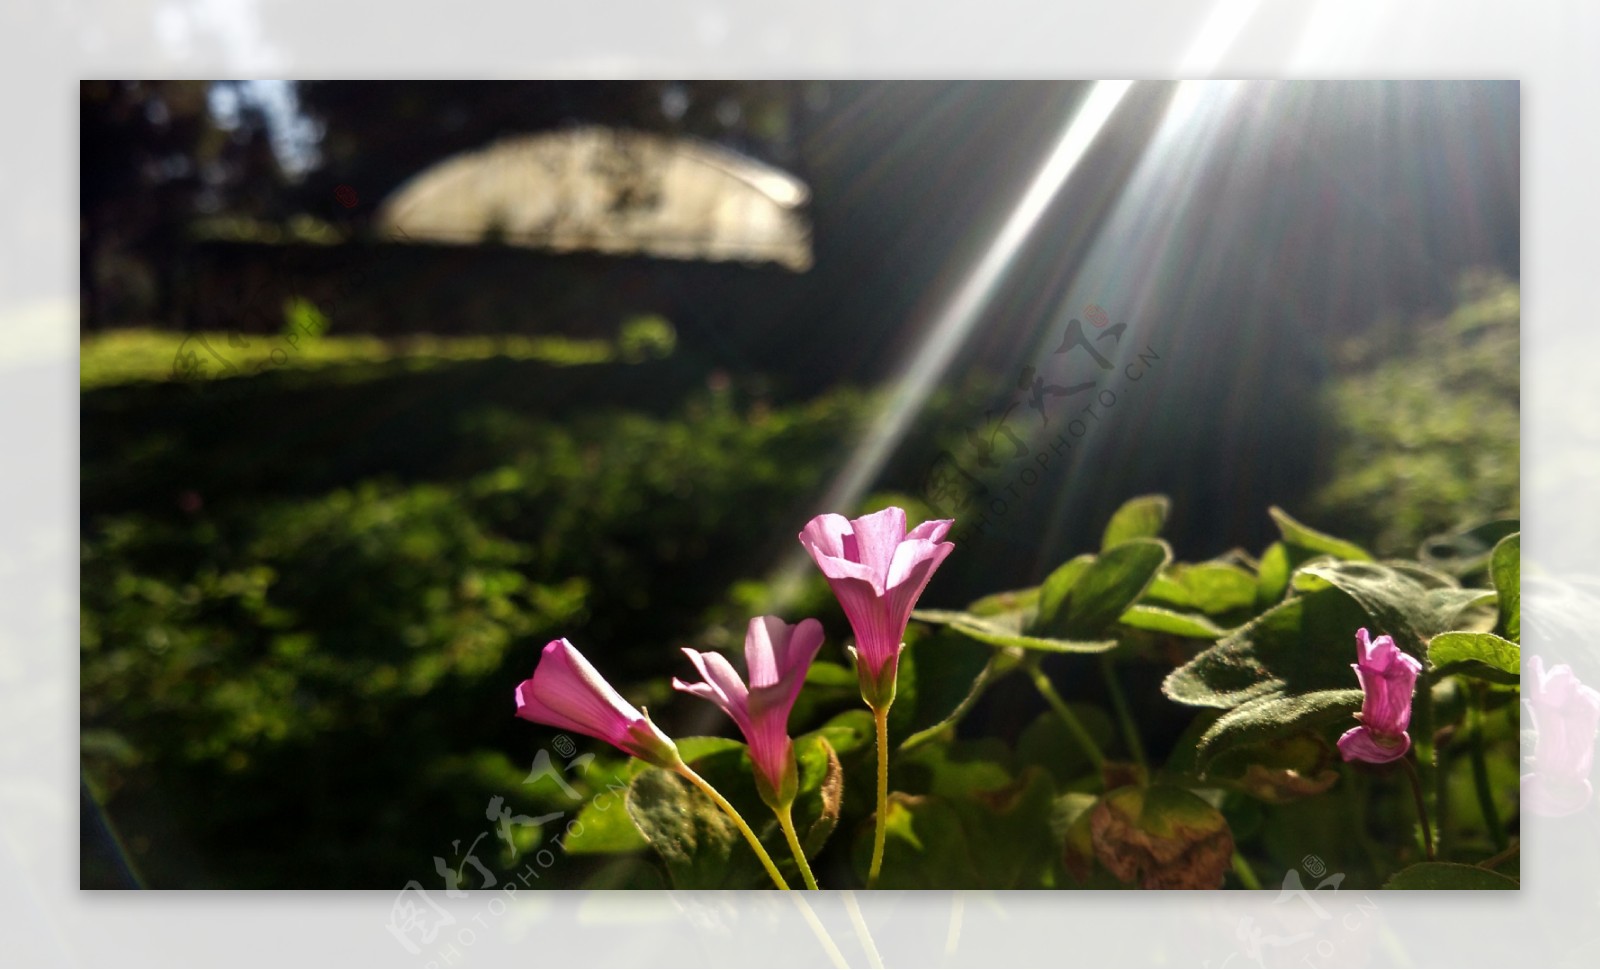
[
  {"xmin": 1025, "ymin": 657, "xmax": 1106, "ymax": 770},
  {"xmin": 776, "ymin": 804, "xmax": 821, "ymax": 890},
  {"xmin": 1469, "ymin": 684, "xmax": 1509, "ymax": 852},
  {"xmin": 675, "ymin": 764, "xmax": 791, "ymax": 890},
  {"xmin": 1399, "ymin": 755, "xmax": 1436, "ymax": 861},
  {"xmin": 868, "ymin": 702, "xmax": 891, "ymax": 888},
  {"xmin": 1099, "ymin": 653, "xmax": 1147, "ymax": 772},
  {"xmin": 1231, "ymin": 851, "xmax": 1262, "ymax": 890}
]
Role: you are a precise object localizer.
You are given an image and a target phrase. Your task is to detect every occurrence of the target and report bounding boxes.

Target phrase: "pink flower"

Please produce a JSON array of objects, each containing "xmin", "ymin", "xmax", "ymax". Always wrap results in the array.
[
  {"xmin": 1337, "ymin": 628, "xmax": 1423, "ymax": 764},
  {"xmin": 514, "ymin": 638, "xmax": 680, "ymax": 767},
  {"xmin": 799, "ymin": 507, "xmax": 954, "ymax": 706},
  {"xmin": 674, "ymin": 616, "xmax": 824, "ymax": 807},
  {"xmin": 1524, "ymin": 656, "xmax": 1600, "ymax": 817}
]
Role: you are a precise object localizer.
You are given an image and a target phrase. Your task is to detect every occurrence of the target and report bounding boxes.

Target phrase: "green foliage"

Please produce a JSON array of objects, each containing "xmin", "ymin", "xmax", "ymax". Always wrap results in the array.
[
  {"xmin": 82, "ymin": 322, "xmax": 1523, "ymax": 892},
  {"xmin": 1312, "ymin": 271, "xmax": 1520, "ymax": 556},
  {"xmin": 1381, "ymin": 862, "xmax": 1517, "ymax": 890}
]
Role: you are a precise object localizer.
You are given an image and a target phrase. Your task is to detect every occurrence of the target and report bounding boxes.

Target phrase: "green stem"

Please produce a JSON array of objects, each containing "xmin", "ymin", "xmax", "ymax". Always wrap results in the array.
[
  {"xmin": 1469, "ymin": 685, "xmax": 1508, "ymax": 852},
  {"xmin": 1099, "ymin": 653, "xmax": 1147, "ymax": 771},
  {"xmin": 675, "ymin": 764, "xmax": 791, "ymax": 890},
  {"xmin": 1399, "ymin": 755, "xmax": 1435, "ymax": 862},
  {"xmin": 1025, "ymin": 658, "xmax": 1105, "ymax": 770},
  {"xmin": 1231, "ymin": 851, "xmax": 1263, "ymax": 890},
  {"xmin": 1415, "ymin": 679, "xmax": 1444, "ymax": 856},
  {"xmin": 868, "ymin": 703, "xmax": 891, "ymax": 888},
  {"xmin": 776, "ymin": 804, "xmax": 820, "ymax": 890}
]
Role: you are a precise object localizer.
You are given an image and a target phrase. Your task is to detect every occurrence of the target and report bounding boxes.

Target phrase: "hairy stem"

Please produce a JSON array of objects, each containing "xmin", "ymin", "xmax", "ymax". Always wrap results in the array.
[
  {"xmin": 676, "ymin": 764, "xmax": 791, "ymax": 890},
  {"xmin": 869, "ymin": 703, "xmax": 891, "ymax": 888},
  {"xmin": 776, "ymin": 804, "xmax": 820, "ymax": 890}
]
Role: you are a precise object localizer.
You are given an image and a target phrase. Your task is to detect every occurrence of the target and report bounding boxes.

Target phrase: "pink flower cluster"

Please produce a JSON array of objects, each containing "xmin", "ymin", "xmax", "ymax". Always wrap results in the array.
[{"xmin": 513, "ymin": 507, "xmax": 953, "ymax": 806}]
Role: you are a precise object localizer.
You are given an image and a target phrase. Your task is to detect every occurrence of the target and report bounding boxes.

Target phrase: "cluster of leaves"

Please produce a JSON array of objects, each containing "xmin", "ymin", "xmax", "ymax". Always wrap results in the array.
[
  {"xmin": 541, "ymin": 495, "xmax": 1521, "ymax": 890},
  {"xmin": 79, "ymin": 380, "xmax": 889, "ymax": 887}
]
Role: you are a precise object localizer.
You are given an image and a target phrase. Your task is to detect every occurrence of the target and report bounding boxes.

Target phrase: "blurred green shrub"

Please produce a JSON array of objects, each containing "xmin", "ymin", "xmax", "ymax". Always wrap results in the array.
[
  {"xmin": 617, "ymin": 314, "xmax": 677, "ymax": 362},
  {"xmin": 1311, "ymin": 270, "xmax": 1519, "ymax": 556}
]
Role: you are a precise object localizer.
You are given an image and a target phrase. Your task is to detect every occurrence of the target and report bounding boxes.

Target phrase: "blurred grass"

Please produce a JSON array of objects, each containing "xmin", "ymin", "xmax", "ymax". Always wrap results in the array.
[{"xmin": 80, "ymin": 328, "xmax": 620, "ymax": 389}]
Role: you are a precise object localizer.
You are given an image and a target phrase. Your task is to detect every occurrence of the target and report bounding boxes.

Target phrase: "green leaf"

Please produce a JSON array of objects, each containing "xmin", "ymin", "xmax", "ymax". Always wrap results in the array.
[
  {"xmin": 1102, "ymin": 494, "xmax": 1170, "ymax": 550},
  {"xmin": 805, "ymin": 709, "xmax": 874, "ymax": 758},
  {"xmin": 899, "ymin": 635, "xmax": 1013, "ymax": 750},
  {"xmin": 1382, "ymin": 862, "xmax": 1518, "ymax": 889},
  {"xmin": 1428, "ymin": 631, "xmax": 1521, "ymax": 685},
  {"xmin": 966, "ymin": 586, "xmax": 1041, "ymax": 617},
  {"xmin": 1256, "ymin": 542, "xmax": 1292, "ymax": 607},
  {"xmin": 1492, "ymin": 533, "xmax": 1520, "ymax": 642},
  {"xmin": 675, "ymin": 736, "xmax": 750, "ymax": 764},
  {"xmin": 796, "ymin": 735, "xmax": 844, "ymax": 857},
  {"xmin": 1039, "ymin": 539, "xmax": 1172, "ymax": 640},
  {"xmin": 625, "ymin": 767, "xmax": 765, "ymax": 889},
  {"xmin": 1194, "ymin": 690, "xmax": 1364, "ymax": 768},
  {"xmin": 1419, "ymin": 518, "xmax": 1520, "ymax": 578},
  {"xmin": 1292, "ymin": 559, "xmax": 1480, "ymax": 656},
  {"xmin": 1144, "ymin": 562, "xmax": 1259, "ymax": 616},
  {"xmin": 1118, "ymin": 604, "xmax": 1226, "ymax": 639},
  {"xmin": 1164, "ymin": 585, "xmax": 1374, "ymax": 710},
  {"xmin": 860, "ymin": 767, "xmax": 1058, "ymax": 889},
  {"xmin": 1269, "ymin": 507, "xmax": 1374, "ymax": 562},
  {"xmin": 1035, "ymin": 555, "xmax": 1094, "ymax": 632},
  {"xmin": 803, "ymin": 661, "xmax": 859, "ymax": 689},
  {"xmin": 562, "ymin": 784, "xmax": 650, "ymax": 855},
  {"xmin": 1015, "ymin": 707, "xmax": 1116, "ymax": 783},
  {"xmin": 912, "ymin": 609, "xmax": 1115, "ymax": 654}
]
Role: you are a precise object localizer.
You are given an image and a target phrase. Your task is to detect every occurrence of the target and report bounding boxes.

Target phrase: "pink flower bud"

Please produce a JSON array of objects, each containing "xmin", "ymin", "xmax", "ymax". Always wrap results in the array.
[
  {"xmin": 1337, "ymin": 628, "xmax": 1422, "ymax": 764},
  {"xmin": 514, "ymin": 638, "xmax": 680, "ymax": 768}
]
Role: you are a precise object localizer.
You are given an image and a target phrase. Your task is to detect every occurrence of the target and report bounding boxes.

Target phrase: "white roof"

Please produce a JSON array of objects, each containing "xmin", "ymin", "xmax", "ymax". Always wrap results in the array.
[{"xmin": 374, "ymin": 126, "xmax": 812, "ymax": 270}]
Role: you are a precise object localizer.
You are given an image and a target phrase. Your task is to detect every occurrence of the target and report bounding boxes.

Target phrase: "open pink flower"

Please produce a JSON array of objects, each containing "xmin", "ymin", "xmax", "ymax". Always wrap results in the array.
[
  {"xmin": 1337, "ymin": 628, "xmax": 1422, "ymax": 764},
  {"xmin": 799, "ymin": 507, "xmax": 954, "ymax": 705},
  {"xmin": 515, "ymin": 638, "xmax": 680, "ymax": 767},
  {"xmin": 1524, "ymin": 655, "xmax": 1600, "ymax": 817},
  {"xmin": 674, "ymin": 616, "xmax": 824, "ymax": 806}
]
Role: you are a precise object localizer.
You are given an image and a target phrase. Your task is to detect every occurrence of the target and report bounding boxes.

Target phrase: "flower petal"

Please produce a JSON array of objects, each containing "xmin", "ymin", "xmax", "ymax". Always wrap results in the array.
[{"xmin": 1337, "ymin": 725, "xmax": 1411, "ymax": 764}]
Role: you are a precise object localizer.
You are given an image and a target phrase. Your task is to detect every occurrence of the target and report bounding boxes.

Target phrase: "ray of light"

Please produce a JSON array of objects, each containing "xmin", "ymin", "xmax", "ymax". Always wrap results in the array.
[{"xmin": 763, "ymin": 80, "xmax": 1135, "ymax": 606}]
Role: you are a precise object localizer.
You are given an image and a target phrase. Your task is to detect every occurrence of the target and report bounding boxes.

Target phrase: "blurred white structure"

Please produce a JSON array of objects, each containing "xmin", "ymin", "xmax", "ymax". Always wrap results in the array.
[{"xmin": 375, "ymin": 126, "xmax": 812, "ymax": 270}]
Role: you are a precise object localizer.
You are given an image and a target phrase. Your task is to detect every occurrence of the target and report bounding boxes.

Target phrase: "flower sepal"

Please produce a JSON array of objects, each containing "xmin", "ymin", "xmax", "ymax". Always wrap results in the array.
[
  {"xmin": 628, "ymin": 709, "xmax": 686, "ymax": 770},
  {"xmin": 850, "ymin": 644, "xmax": 898, "ymax": 712},
  {"xmin": 754, "ymin": 744, "xmax": 800, "ymax": 813}
]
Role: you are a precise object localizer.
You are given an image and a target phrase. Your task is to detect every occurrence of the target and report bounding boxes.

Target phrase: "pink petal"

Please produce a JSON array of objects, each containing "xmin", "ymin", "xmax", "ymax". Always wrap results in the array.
[
  {"xmin": 905, "ymin": 518, "xmax": 954, "ymax": 543},
  {"xmin": 1337, "ymin": 725, "xmax": 1411, "ymax": 764},
  {"xmin": 515, "ymin": 639, "xmax": 641, "ymax": 746},
  {"xmin": 847, "ymin": 507, "xmax": 908, "ymax": 583},
  {"xmin": 675, "ymin": 648, "xmax": 752, "ymax": 735},
  {"xmin": 799, "ymin": 514, "xmax": 854, "ymax": 561}
]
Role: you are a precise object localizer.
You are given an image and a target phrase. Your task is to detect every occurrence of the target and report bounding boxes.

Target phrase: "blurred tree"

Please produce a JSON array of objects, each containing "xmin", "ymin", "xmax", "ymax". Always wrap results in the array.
[{"xmin": 80, "ymin": 80, "xmax": 286, "ymax": 329}]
